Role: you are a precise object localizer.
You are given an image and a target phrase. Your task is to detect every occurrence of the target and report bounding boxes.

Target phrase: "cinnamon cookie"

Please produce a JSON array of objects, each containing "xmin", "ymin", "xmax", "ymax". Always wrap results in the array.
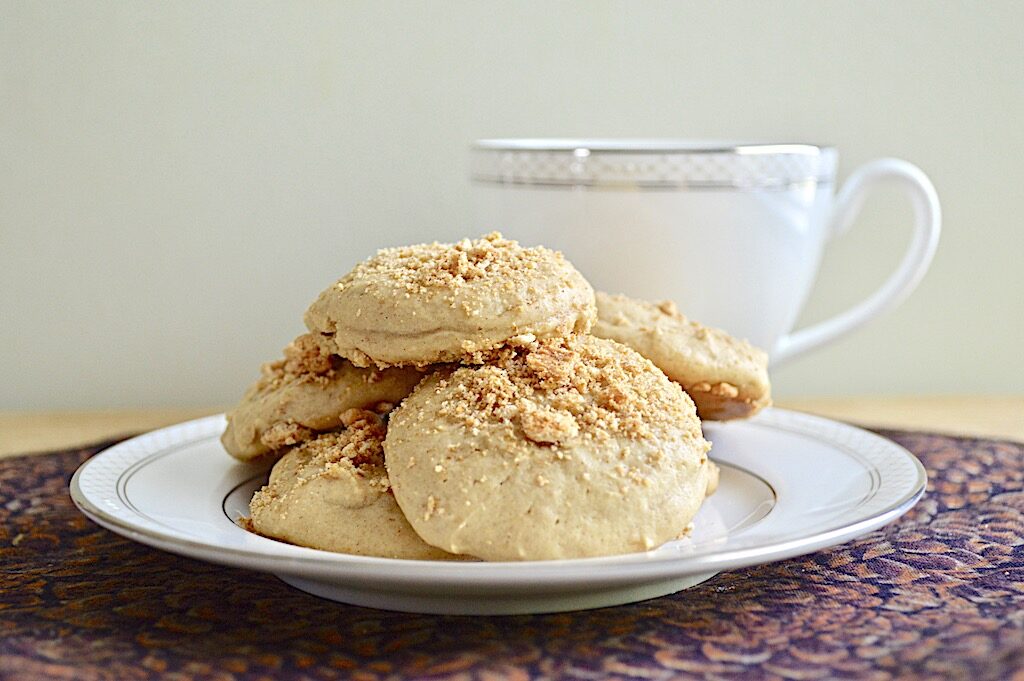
[
  {"xmin": 248, "ymin": 409, "xmax": 459, "ymax": 559},
  {"xmin": 384, "ymin": 336, "xmax": 713, "ymax": 561},
  {"xmin": 221, "ymin": 334, "xmax": 424, "ymax": 462},
  {"xmin": 592, "ymin": 292, "xmax": 771, "ymax": 420},
  {"xmin": 303, "ymin": 232, "xmax": 595, "ymax": 369}
]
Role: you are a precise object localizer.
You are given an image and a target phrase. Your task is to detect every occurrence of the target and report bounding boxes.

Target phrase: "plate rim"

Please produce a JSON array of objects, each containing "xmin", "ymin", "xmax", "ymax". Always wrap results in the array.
[{"xmin": 70, "ymin": 408, "xmax": 927, "ymax": 587}]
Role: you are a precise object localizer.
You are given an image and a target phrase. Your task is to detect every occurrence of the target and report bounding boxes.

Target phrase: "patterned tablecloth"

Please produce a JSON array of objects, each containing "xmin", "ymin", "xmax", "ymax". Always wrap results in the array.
[{"xmin": 1, "ymin": 429, "xmax": 1022, "ymax": 681}]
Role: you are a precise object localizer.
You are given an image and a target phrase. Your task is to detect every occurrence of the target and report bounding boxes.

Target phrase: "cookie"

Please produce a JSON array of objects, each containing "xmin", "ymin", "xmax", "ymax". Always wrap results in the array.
[
  {"xmin": 248, "ymin": 409, "xmax": 459, "ymax": 559},
  {"xmin": 384, "ymin": 336, "xmax": 713, "ymax": 561},
  {"xmin": 303, "ymin": 232, "xmax": 596, "ymax": 369},
  {"xmin": 592, "ymin": 292, "xmax": 771, "ymax": 421},
  {"xmin": 221, "ymin": 334, "xmax": 424, "ymax": 462}
]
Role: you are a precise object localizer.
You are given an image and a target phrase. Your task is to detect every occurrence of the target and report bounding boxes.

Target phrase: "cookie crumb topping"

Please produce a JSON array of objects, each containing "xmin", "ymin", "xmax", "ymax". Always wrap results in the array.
[
  {"xmin": 261, "ymin": 421, "xmax": 314, "ymax": 451},
  {"xmin": 250, "ymin": 409, "xmax": 391, "ymax": 518},
  {"xmin": 281, "ymin": 333, "xmax": 335, "ymax": 375},
  {"xmin": 256, "ymin": 334, "xmax": 341, "ymax": 391},
  {"xmin": 342, "ymin": 232, "xmax": 564, "ymax": 297},
  {"xmin": 435, "ymin": 336, "xmax": 701, "ymax": 446}
]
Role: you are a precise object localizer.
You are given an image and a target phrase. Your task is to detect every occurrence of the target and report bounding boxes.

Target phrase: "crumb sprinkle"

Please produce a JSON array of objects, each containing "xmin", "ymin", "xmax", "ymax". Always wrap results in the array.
[
  {"xmin": 249, "ymin": 409, "xmax": 390, "ymax": 516},
  {"xmin": 435, "ymin": 336, "xmax": 701, "ymax": 447},
  {"xmin": 334, "ymin": 232, "xmax": 566, "ymax": 300}
]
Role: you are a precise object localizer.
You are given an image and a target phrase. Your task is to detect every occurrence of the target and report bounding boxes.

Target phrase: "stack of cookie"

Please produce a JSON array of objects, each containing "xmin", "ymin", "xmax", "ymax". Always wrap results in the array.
[{"xmin": 222, "ymin": 233, "xmax": 770, "ymax": 561}]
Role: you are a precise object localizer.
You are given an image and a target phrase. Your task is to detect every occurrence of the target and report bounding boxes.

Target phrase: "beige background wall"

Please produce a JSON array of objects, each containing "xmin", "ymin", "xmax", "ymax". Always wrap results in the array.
[{"xmin": 2, "ymin": 1, "xmax": 1022, "ymax": 410}]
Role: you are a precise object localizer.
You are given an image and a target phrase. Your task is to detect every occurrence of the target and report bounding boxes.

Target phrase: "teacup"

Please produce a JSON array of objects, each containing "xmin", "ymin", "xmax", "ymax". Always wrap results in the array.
[{"xmin": 470, "ymin": 139, "xmax": 940, "ymax": 364}]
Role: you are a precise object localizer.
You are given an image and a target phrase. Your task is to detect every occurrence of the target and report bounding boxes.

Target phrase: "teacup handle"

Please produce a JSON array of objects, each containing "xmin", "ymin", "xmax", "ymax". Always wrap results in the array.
[{"xmin": 771, "ymin": 158, "xmax": 941, "ymax": 366}]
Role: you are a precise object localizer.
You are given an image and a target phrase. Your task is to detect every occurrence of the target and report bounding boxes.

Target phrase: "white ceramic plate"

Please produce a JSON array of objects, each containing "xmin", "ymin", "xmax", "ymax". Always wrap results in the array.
[{"xmin": 70, "ymin": 408, "xmax": 925, "ymax": 615}]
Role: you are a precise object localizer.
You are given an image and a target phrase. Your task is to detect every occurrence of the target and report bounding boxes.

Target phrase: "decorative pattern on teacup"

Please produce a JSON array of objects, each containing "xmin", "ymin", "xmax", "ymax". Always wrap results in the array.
[{"xmin": 471, "ymin": 146, "xmax": 837, "ymax": 189}]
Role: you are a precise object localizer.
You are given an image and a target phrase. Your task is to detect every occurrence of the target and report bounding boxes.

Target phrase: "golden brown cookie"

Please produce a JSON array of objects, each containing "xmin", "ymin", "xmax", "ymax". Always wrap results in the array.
[
  {"xmin": 248, "ymin": 409, "xmax": 460, "ymax": 559},
  {"xmin": 221, "ymin": 334, "xmax": 424, "ymax": 462},
  {"xmin": 303, "ymin": 232, "xmax": 596, "ymax": 369},
  {"xmin": 384, "ymin": 336, "xmax": 713, "ymax": 561},
  {"xmin": 592, "ymin": 292, "xmax": 771, "ymax": 421}
]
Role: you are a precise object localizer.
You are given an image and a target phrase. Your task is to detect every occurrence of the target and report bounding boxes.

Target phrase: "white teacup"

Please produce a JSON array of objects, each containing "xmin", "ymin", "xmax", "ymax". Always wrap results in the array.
[{"xmin": 470, "ymin": 139, "xmax": 940, "ymax": 364}]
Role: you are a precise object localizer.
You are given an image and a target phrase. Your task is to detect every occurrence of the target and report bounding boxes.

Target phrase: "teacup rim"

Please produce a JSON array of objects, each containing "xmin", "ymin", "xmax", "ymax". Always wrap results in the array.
[{"xmin": 473, "ymin": 139, "xmax": 835, "ymax": 156}]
